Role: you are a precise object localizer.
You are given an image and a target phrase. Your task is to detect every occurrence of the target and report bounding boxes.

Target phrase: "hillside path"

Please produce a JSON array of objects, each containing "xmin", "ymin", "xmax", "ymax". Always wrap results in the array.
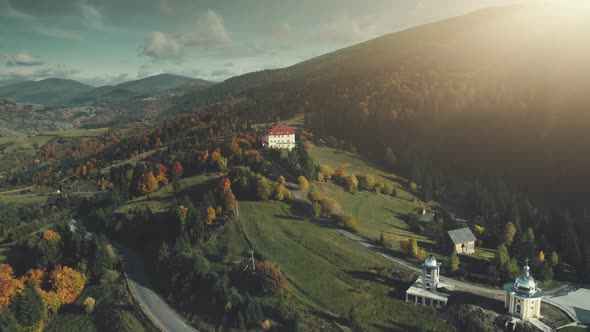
[{"xmin": 115, "ymin": 244, "xmax": 197, "ymax": 332}]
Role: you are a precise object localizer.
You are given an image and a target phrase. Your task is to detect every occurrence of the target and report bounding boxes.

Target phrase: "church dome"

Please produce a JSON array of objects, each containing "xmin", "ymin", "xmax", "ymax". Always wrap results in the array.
[
  {"xmin": 513, "ymin": 263, "xmax": 537, "ymax": 295},
  {"xmin": 423, "ymin": 254, "xmax": 438, "ymax": 268}
]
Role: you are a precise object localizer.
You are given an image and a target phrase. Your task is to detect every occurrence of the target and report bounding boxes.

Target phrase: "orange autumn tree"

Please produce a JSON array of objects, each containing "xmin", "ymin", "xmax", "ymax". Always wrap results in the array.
[
  {"xmin": 171, "ymin": 161, "xmax": 184, "ymax": 178},
  {"xmin": 211, "ymin": 148, "xmax": 222, "ymax": 161},
  {"xmin": 137, "ymin": 172, "xmax": 159, "ymax": 197},
  {"xmin": 156, "ymin": 164, "xmax": 169, "ymax": 186},
  {"xmin": 219, "ymin": 178, "xmax": 231, "ymax": 193},
  {"xmin": 0, "ymin": 264, "xmax": 24, "ymax": 306},
  {"xmin": 19, "ymin": 268, "xmax": 46, "ymax": 287},
  {"xmin": 50, "ymin": 265, "xmax": 85, "ymax": 304},
  {"xmin": 42, "ymin": 229, "xmax": 61, "ymax": 242}
]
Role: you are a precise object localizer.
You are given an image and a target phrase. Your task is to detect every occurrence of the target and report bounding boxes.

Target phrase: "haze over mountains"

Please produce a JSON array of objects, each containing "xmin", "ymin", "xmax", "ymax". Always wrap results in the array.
[{"xmin": 0, "ymin": 73, "xmax": 214, "ymax": 106}]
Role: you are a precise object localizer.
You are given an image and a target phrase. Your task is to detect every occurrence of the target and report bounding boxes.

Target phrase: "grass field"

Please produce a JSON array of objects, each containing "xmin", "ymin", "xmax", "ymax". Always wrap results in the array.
[
  {"xmin": 308, "ymin": 146, "xmax": 425, "ymax": 246},
  {"xmin": 308, "ymin": 145, "xmax": 498, "ymax": 282},
  {"xmin": 559, "ymin": 327, "xmax": 590, "ymax": 332},
  {"xmin": 0, "ymin": 135, "xmax": 53, "ymax": 155},
  {"xmin": 0, "ymin": 127, "xmax": 27, "ymax": 137},
  {"xmin": 239, "ymin": 199, "xmax": 452, "ymax": 331},
  {"xmin": 0, "ymin": 127, "xmax": 109, "ymax": 156},
  {"xmin": 0, "ymin": 194, "xmax": 48, "ymax": 206},
  {"xmin": 40, "ymin": 128, "xmax": 109, "ymax": 137}
]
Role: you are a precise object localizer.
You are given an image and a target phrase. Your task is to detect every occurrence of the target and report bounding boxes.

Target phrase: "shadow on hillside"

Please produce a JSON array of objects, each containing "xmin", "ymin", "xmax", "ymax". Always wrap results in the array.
[
  {"xmin": 273, "ymin": 214, "xmax": 305, "ymax": 221},
  {"xmin": 308, "ymin": 308, "xmax": 350, "ymax": 327},
  {"xmin": 450, "ymin": 291, "xmax": 504, "ymax": 312},
  {"xmin": 348, "ymin": 270, "xmax": 413, "ymax": 295},
  {"xmin": 383, "ymin": 320, "xmax": 421, "ymax": 332},
  {"xmin": 382, "ymin": 174, "xmax": 408, "ymax": 189}
]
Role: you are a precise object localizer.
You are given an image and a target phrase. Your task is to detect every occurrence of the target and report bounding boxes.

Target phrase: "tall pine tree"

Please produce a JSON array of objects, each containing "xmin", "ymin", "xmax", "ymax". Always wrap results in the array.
[{"xmin": 11, "ymin": 283, "xmax": 44, "ymax": 327}]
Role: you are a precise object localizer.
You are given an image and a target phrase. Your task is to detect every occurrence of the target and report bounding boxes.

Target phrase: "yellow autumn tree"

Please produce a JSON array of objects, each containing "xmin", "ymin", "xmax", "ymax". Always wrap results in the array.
[
  {"xmin": 40, "ymin": 290, "xmax": 62, "ymax": 314},
  {"xmin": 138, "ymin": 171, "xmax": 159, "ymax": 197},
  {"xmin": 49, "ymin": 265, "xmax": 85, "ymax": 304},
  {"xmin": 537, "ymin": 251, "xmax": 545, "ymax": 264},
  {"xmin": 205, "ymin": 206, "xmax": 216, "ymax": 225},
  {"xmin": 177, "ymin": 205, "xmax": 189, "ymax": 226},
  {"xmin": 0, "ymin": 264, "xmax": 24, "ymax": 306}
]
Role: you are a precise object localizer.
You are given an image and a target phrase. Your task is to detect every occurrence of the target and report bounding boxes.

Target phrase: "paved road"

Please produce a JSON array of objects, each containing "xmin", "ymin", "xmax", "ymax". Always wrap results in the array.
[
  {"xmin": 115, "ymin": 244, "xmax": 197, "ymax": 332},
  {"xmin": 266, "ymin": 159, "xmax": 577, "ymax": 322},
  {"xmin": 337, "ymin": 229, "xmax": 507, "ymax": 300},
  {"xmin": 283, "ymin": 177, "xmax": 570, "ymax": 302}
]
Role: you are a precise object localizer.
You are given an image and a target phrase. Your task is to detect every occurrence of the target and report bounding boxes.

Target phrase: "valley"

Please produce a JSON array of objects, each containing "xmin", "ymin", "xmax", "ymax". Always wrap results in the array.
[{"xmin": 1, "ymin": 3, "xmax": 590, "ymax": 332}]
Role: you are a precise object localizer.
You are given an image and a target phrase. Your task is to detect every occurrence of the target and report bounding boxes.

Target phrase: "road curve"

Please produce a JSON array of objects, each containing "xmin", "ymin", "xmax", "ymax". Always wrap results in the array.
[
  {"xmin": 337, "ymin": 229, "xmax": 508, "ymax": 299},
  {"xmin": 282, "ymin": 177, "xmax": 568, "ymax": 301},
  {"xmin": 115, "ymin": 244, "xmax": 197, "ymax": 332}
]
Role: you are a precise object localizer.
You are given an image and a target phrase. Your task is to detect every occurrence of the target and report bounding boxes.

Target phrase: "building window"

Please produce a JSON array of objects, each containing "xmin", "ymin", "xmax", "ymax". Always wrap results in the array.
[
  {"xmin": 425, "ymin": 298, "xmax": 431, "ymax": 306},
  {"xmin": 516, "ymin": 304, "xmax": 521, "ymax": 314},
  {"xmin": 426, "ymin": 270, "xmax": 432, "ymax": 277}
]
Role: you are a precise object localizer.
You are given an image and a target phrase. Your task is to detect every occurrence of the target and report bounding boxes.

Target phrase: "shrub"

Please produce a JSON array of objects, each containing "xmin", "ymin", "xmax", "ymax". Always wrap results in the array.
[
  {"xmin": 382, "ymin": 183, "xmax": 395, "ymax": 196},
  {"xmin": 320, "ymin": 198, "xmax": 342, "ymax": 216},
  {"xmin": 257, "ymin": 261, "xmax": 289, "ymax": 295},
  {"xmin": 297, "ymin": 176, "xmax": 309, "ymax": 194},
  {"xmin": 343, "ymin": 176, "xmax": 359, "ymax": 193},
  {"xmin": 83, "ymin": 297, "xmax": 96, "ymax": 314},
  {"xmin": 337, "ymin": 213, "xmax": 360, "ymax": 233},
  {"xmin": 318, "ymin": 164, "xmax": 332, "ymax": 182},
  {"xmin": 100, "ymin": 269, "xmax": 120, "ymax": 285},
  {"xmin": 311, "ymin": 202, "xmax": 321, "ymax": 217},
  {"xmin": 357, "ymin": 174, "xmax": 375, "ymax": 191},
  {"xmin": 96, "ymin": 307, "xmax": 142, "ymax": 332}
]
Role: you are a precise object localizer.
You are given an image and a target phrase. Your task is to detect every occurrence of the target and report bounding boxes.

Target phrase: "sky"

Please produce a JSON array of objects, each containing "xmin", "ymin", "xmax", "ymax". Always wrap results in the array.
[{"xmin": 0, "ymin": 0, "xmax": 532, "ymax": 87}]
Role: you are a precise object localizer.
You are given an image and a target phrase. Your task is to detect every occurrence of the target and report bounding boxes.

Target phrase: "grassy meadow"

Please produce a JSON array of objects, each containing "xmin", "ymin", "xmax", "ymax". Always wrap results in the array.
[
  {"xmin": 239, "ymin": 199, "xmax": 452, "ymax": 331},
  {"xmin": 308, "ymin": 145, "xmax": 498, "ymax": 282}
]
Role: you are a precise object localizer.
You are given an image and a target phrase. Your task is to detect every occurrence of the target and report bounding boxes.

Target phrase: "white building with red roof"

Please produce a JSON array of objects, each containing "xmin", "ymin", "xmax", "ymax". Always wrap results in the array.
[{"xmin": 263, "ymin": 123, "xmax": 296, "ymax": 150}]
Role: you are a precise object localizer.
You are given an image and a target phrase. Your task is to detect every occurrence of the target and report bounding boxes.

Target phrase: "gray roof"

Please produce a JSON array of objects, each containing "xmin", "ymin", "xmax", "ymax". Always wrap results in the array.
[{"xmin": 447, "ymin": 227, "xmax": 476, "ymax": 244}]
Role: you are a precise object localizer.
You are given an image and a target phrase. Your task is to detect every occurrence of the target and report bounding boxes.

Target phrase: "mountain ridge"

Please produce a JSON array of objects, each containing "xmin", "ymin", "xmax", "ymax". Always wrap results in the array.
[{"xmin": 0, "ymin": 73, "xmax": 214, "ymax": 107}]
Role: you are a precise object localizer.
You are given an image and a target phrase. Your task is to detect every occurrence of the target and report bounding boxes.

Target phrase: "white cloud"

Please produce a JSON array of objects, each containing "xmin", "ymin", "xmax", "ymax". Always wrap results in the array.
[
  {"xmin": 80, "ymin": 0, "xmax": 103, "ymax": 29},
  {"xmin": 272, "ymin": 23, "xmax": 293, "ymax": 40},
  {"xmin": 315, "ymin": 15, "xmax": 379, "ymax": 43},
  {"xmin": 182, "ymin": 10, "xmax": 231, "ymax": 47},
  {"xmin": 142, "ymin": 31, "xmax": 182, "ymax": 61},
  {"xmin": 224, "ymin": 61, "xmax": 234, "ymax": 67},
  {"xmin": 38, "ymin": 27, "xmax": 82, "ymax": 40},
  {"xmin": 210, "ymin": 68, "xmax": 233, "ymax": 78},
  {"xmin": 0, "ymin": 64, "xmax": 81, "ymax": 86},
  {"xmin": 78, "ymin": 73, "xmax": 129, "ymax": 86},
  {"xmin": 158, "ymin": 0, "xmax": 173, "ymax": 16},
  {"xmin": 6, "ymin": 51, "xmax": 44, "ymax": 66}
]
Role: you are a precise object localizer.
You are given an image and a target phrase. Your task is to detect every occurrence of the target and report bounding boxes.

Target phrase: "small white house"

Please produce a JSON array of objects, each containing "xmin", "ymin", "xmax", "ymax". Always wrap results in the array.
[{"xmin": 263, "ymin": 123, "xmax": 296, "ymax": 150}]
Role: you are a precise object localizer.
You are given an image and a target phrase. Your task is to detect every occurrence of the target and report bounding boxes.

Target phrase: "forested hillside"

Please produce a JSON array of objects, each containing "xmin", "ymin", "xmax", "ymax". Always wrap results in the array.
[{"xmin": 194, "ymin": 6, "xmax": 590, "ymax": 279}]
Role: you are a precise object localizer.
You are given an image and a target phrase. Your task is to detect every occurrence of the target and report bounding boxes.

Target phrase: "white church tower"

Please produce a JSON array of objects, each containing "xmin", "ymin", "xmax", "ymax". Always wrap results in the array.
[
  {"xmin": 503, "ymin": 259, "xmax": 544, "ymax": 321},
  {"xmin": 421, "ymin": 254, "xmax": 441, "ymax": 291},
  {"xmin": 406, "ymin": 254, "xmax": 449, "ymax": 308}
]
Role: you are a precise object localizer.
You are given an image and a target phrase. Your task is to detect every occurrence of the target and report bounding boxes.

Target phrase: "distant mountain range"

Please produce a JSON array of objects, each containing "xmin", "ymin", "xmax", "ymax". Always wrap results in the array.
[{"xmin": 0, "ymin": 73, "xmax": 214, "ymax": 106}]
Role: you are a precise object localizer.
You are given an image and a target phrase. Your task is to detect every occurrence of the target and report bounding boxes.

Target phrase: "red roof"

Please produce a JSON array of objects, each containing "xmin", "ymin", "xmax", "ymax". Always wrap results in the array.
[{"xmin": 267, "ymin": 123, "xmax": 295, "ymax": 136}]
